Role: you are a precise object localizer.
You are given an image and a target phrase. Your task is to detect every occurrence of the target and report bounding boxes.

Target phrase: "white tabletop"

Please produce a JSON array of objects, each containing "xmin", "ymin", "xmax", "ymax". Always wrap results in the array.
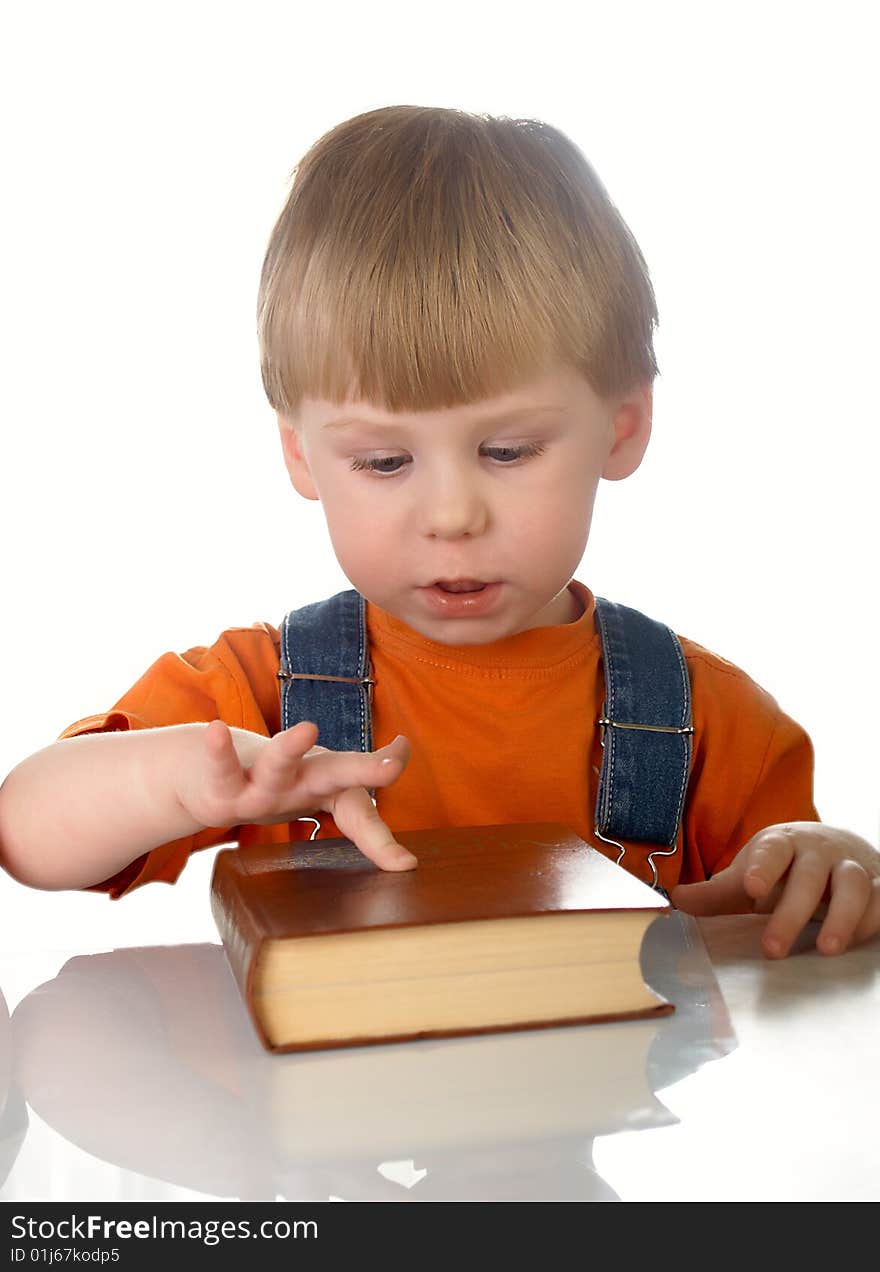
[{"xmin": 2, "ymin": 907, "xmax": 878, "ymax": 1203}]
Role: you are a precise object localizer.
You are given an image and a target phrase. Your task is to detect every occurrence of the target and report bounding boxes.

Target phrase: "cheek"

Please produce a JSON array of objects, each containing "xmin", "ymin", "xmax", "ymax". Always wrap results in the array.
[
  {"xmin": 512, "ymin": 464, "xmax": 600, "ymax": 540},
  {"xmin": 322, "ymin": 487, "xmax": 398, "ymax": 563},
  {"xmin": 514, "ymin": 508, "xmax": 594, "ymax": 560}
]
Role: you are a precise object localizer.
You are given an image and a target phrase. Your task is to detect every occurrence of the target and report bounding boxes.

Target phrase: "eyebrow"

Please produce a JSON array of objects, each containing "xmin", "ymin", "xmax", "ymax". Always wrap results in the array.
[{"xmin": 321, "ymin": 405, "xmax": 566, "ymax": 430}]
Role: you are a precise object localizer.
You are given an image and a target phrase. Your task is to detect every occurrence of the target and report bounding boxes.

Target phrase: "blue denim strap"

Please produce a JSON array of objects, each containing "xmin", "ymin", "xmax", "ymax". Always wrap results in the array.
[
  {"xmin": 278, "ymin": 589, "xmax": 373, "ymax": 754},
  {"xmin": 593, "ymin": 596, "xmax": 693, "ymax": 884}
]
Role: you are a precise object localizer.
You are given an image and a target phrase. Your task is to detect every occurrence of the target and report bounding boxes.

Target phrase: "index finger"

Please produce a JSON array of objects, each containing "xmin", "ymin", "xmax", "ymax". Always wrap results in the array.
[{"xmin": 329, "ymin": 785, "xmax": 417, "ymax": 871}]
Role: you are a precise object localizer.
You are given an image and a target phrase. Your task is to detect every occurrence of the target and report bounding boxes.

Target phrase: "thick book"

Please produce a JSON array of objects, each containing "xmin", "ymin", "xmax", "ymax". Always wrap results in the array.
[{"xmin": 209, "ymin": 822, "xmax": 673, "ymax": 1053}]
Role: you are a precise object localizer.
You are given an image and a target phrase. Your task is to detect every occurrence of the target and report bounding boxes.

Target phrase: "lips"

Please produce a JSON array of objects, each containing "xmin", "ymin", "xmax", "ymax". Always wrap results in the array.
[
  {"xmin": 432, "ymin": 579, "xmax": 489, "ymax": 593},
  {"xmin": 420, "ymin": 579, "xmax": 504, "ymax": 618}
]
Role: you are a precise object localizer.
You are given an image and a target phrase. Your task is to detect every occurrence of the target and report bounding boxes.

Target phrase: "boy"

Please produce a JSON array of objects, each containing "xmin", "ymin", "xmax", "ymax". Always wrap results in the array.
[{"xmin": 0, "ymin": 105, "xmax": 877, "ymax": 960}]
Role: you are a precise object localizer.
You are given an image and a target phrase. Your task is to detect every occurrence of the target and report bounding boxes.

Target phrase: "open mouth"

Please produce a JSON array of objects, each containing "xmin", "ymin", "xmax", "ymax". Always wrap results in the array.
[
  {"xmin": 432, "ymin": 579, "xmax": 489, "ymax": 594},
  {"xmin": 421, "ymin": 579, "xmax": 503, "ymax": 618}
]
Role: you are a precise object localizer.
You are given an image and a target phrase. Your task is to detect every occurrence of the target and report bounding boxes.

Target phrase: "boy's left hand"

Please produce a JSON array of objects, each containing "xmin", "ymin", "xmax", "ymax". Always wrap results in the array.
[{"xmin": 671, "ymin": 822, "xmax": 880, "ymax": 958}]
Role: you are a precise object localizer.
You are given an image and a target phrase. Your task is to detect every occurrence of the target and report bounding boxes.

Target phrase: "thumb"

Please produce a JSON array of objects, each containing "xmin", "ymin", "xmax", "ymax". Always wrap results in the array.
[{"xmin": 671, "ymin": 863, "xmax": 751, "ymax": 916}]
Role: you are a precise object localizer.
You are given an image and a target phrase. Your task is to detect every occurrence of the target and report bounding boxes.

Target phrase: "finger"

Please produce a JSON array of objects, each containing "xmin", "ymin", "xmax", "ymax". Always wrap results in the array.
[
  {"xmin": 250, "ymin": 721, "xmax": 319, "ymax": 788},
  {"xmin": 303, "ymin": 734, "xmax": 410, "ymax": 762},
  {"xmin": 670, "ymin": 864, "xmax": 752, "ymax": 916},
  {"xmin": 751, "ymin": 880, "xmax": 786, "ymax": 916},
  {"xmin": 816, "ymin": 860, "xmax": 874, "ymax": 955},
  {"xmin": 330, "ymin": 785, "xmax": 417, "ymax": 871},
  {"xmin": 761, "ymin": 851, "xmax": 831, "ymax": 957},
  {"xmin": 300, "ymin": 734, "xmax": 411, "ymax": 802},
  {"xmin": 741, "ymin": 827, "xmax": 798, "ymax": 903},
  {"xmin": 203, "ymin": 720, "xmax": 246, "ymax": 793}
]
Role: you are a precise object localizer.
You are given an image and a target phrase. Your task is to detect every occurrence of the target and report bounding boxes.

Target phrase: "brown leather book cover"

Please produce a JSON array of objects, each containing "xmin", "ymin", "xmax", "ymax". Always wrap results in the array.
[{"xmin": 210, "ymin": 823, "xmax": 672, "ymax": 1052}]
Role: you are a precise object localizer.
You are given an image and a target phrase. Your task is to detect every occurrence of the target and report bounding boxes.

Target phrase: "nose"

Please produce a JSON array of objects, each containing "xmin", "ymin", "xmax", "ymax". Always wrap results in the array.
[{"xmin": 417, "ymin": 464, "xmax": 490, "ymax": 540}]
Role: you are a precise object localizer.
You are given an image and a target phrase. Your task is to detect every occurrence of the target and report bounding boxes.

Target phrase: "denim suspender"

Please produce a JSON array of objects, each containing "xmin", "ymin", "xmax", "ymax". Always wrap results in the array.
[
  {"xmin": 592, "ymin": 597, "xmax": 694, "ymax": 889},
  {"xmin": 278, "ymin": 590, "xmax": 374, "ymax": 753},
  {"xmin": 279, "ymin": 589, "xmax": 693, "ymax": 886}
]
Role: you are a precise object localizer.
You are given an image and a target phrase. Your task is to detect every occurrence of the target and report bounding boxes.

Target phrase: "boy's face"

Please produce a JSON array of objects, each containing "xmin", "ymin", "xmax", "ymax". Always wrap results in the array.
[{"xmin": 278, "ymin": 363, "xmax": 651, "ymax": 646}]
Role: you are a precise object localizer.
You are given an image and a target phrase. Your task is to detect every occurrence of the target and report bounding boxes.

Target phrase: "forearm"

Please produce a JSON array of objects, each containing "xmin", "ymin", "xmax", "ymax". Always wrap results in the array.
[{"xmin": 0, "ymin": 724, "xmax": 227, "ymax": 891}]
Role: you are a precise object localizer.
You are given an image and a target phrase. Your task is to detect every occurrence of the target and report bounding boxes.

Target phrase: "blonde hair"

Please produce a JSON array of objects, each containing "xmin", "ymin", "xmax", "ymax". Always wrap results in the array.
[{"xmin": 257, "ymin": 105, "xmax": 658, "ymax": 417}]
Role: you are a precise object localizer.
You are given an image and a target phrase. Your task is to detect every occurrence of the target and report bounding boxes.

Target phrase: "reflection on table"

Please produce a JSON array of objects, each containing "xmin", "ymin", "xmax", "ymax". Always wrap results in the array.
[{"xmin": 0, "ymin": 913, "xmax": 733, "ymax": 1201}]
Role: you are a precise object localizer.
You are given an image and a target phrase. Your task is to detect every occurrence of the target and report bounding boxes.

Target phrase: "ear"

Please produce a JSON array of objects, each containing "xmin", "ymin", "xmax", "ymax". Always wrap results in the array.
[
  {"xmin": 602, "ymin": 385, "xmax": 653, "ymax": 482},
  {"xmin": 277, "ymin": 414, "xmax": 320, "ymax": 501}
]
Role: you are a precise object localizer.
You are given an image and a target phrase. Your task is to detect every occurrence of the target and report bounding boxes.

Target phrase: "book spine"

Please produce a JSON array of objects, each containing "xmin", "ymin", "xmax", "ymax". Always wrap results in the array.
[{"xmin": 209, "ymin": 849, "xmax": 273, "ymax": 1051}]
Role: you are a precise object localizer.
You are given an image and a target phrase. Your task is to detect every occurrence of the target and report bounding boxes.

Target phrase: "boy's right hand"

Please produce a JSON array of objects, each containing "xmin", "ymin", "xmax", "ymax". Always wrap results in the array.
[{"xmin": 175, "ymin": 721, "xmax": 416, "ymax": 871}]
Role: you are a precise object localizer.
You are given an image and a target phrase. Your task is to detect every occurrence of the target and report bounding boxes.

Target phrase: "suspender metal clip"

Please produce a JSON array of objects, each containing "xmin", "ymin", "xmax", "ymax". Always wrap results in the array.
[
  {"xmin": 277, "ymin": 670, "xmax": 375, "ymax": 702},
  {"xmin": 597, "ymin": 717, "xmax": 694, "ymax": 736}
]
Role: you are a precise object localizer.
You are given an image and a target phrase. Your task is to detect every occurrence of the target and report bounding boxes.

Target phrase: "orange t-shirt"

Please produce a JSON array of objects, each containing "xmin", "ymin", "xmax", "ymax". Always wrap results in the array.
[{"xmin": 59, "ymin": 580, "xmax": 819, "ymax": 899}]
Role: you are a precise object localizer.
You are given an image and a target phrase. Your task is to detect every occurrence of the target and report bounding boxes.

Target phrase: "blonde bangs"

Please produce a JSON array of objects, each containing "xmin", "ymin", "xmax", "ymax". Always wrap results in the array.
[{"xmin": 257, "ymin": 106, "xmax": 658, "ymax": 417}]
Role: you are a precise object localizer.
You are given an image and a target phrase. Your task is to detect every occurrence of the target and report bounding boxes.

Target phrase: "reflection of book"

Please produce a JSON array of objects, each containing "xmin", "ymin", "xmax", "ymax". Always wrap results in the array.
[
  {"xmin": 210, "ymin": 823, "xmax": 672, "ymax": 1052},
  {"xmin": 247, "ymin": 1013, "xmax": 676, "ymax": 1166},
  {"xmin": 7, "ymin": 914, "xmax": 731, "ymax": 1200}
]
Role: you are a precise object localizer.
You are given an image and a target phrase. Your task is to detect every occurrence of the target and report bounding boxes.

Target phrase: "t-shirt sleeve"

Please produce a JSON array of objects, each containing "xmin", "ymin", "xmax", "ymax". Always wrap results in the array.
[
  {"xmin": 681, "ymin": 643, "xmax": 821, "ymax": 882},
  {"xmin": 57, "ymin": 623, "xmax": 292, "ymax": 899}
]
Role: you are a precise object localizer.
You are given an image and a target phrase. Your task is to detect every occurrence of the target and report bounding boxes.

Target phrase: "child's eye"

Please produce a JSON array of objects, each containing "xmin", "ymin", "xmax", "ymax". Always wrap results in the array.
[
  {"xmin": 349, "ymin": 455, "xmax": 411, "ymax": 475},
  {"xmin": 349, "ymin": 442, "xmax": 546, "ymax": 477},
  {"xmin": 484, "ymin": 442, "xmax": 547, "ymax": 463}
]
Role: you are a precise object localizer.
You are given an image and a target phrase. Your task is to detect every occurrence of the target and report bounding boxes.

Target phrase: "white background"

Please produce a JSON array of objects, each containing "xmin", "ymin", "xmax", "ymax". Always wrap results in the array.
[{"xmin": 1, "ymin": 0, "xmax": 877, "ymax": 956}]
